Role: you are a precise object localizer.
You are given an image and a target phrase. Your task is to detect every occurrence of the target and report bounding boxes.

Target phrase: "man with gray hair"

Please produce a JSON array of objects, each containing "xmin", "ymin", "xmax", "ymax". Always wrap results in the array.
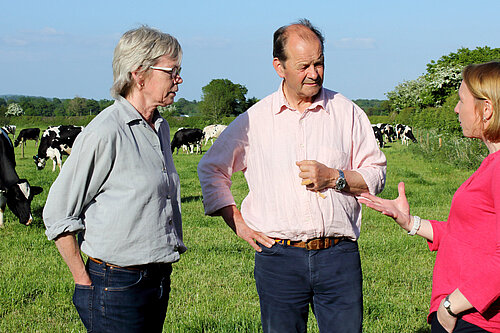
[{"xmin": 198, "ymin": 19, "xmax": 386, "ymax": 332}]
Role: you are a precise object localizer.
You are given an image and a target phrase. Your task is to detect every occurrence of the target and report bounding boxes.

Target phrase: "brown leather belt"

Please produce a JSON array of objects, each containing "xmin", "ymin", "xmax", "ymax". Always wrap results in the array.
[
  {"xmin": 273, "ymin": 237, "xmax": 344, "ymax": 250},
  {"xmin": 88, "ymin": 256, "xmax": 142, "ymax": 271}
]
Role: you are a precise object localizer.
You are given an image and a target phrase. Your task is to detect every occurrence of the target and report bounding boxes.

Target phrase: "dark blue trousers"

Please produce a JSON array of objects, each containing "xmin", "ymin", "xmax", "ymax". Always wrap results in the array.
[
  {"xmin": 431, "ymin": 313, "xmax": 490, "ymax": 332},
  {"xmin": 73, "ymin": 259, "xmax": 172, "ymax": 333},
  {"xmin": 254, "ymin": 239, "xmax": 363, "ymax": 333}
]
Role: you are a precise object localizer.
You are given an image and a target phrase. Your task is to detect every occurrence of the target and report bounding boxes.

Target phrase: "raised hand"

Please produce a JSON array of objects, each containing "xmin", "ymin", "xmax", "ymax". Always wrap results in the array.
[{"xmin": 358, "ymin": 182, "xmax": 412, "ymax": 231}]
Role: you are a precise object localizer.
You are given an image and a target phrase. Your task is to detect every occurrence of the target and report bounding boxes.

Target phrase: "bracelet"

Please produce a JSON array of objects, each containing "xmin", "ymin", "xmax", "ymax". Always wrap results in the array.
[{"xmin": 408, "ymin": 215, "xmax": 421, "ymax": 236}]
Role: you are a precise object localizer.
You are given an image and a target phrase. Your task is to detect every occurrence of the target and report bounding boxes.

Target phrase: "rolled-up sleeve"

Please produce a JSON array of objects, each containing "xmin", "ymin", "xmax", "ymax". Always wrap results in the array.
[
  {"xmin": 197, "ymin": 115, "xmax": 248, "ymax": 215},
  {"xmin": 351, "ymin": 110, "xmax": 387, "ymax": 195},
  {"xmin": 43, "ymin": 131, "xmax": 113, "ymax": 240}
]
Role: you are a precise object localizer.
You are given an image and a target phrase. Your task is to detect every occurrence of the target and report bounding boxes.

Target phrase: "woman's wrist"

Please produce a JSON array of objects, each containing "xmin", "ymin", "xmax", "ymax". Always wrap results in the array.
[{"xmin": 408, "ymin": 215, "xmax": 421, "ymax": 236}]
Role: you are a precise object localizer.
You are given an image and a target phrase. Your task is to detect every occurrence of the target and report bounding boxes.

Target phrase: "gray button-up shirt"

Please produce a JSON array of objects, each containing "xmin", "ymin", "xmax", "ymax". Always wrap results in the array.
[{"xmin": 43, "ymin": 96, "xmax": 186, "ymax": 266}]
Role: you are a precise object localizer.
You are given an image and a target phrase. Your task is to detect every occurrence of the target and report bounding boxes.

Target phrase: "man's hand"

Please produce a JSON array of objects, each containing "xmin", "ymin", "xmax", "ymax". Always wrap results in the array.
[
  {"xmin": 296, "ymin": 160, "xmax": 335, "ymax": 192},
  {"xmin": 218, "ymin": 205, "xmax": 274, "ymax": 252}
]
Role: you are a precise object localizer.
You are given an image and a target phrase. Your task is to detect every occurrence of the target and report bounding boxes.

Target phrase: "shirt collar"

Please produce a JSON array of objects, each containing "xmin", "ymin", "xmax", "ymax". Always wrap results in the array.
[
  {"xmin": 275, "ymin": 80, "xmax": 328, "ymax": 115},
  {"xmin": 114, "ymin": 96, "xmax": 164, "ymax": 126}
]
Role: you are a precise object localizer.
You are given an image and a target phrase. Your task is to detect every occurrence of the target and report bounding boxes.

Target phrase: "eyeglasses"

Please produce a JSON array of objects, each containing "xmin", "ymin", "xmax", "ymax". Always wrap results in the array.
[{"xmin": 150, "ymin": 66, "xmax": 182, "ymax": 79}]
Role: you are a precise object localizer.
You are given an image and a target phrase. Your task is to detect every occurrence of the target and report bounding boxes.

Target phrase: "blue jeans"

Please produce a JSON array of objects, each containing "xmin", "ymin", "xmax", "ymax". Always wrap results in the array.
[
  {"xmin": 254, "ymin": 239, "xmax": 363, "ymax": 333},
  {"xmin": 73, "ymin": 259, "xmax": 172, "ymax": 333}
]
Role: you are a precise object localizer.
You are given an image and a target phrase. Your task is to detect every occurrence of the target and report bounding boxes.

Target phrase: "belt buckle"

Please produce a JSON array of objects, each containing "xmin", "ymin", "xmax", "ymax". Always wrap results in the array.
[{"xmin": 305, "ymin": 238, "xmax": 326, "ymax": 250}]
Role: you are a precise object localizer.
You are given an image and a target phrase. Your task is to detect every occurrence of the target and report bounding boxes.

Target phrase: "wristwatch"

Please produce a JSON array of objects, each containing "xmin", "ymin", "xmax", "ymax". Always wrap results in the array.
[
  {"xmin": 443, "ymin": 295, "xmax": 458, "ymax": 317},
  {"xmin": 334, "ymin": 169, "xmax": 347, "ymax": 191}
]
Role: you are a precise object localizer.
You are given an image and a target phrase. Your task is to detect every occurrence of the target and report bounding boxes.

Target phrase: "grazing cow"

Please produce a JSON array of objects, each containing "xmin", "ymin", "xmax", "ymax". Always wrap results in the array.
[
  {"xmin": 203, "ymin": 124, "xmax": 227, "ymax": 146},
  {"xmin": 171, "ymin": 128, "xmax": 204, "ymax": 154},
  {"xmin": 33, "ymin": 125, "xmax": 83, "ymax": 172},
  {"xmin": 0, "ymin": 128, "xmax": 43, "ymax": 226},
  {"xmin": 2, "ymin": 125, "xmax": 16, "ymax": 140},
  {"xmin": 14, "ymin": 128, "xmax": 41, "ymax": 158},
  {"xmin": 15, "ymin": 128, "xmax": 40, "ymax": 147},
  {"xmin": 371, "ymin": 125, "xmax": 385, "ymax": 148},
  {"xmin": 396, "ymin": 124, "xmax": 417, "ymax": 145},
  {"xmin": 376, "ymin": 123, "xmax": 396, "ymax": 143}
]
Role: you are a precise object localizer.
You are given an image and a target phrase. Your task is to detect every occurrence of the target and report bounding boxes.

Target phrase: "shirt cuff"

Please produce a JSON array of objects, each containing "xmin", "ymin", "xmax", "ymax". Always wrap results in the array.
[
  {"xmin": 353, "ymin": 168, "xmax": 385, "ymax": 195},
  {"xmin": 45, "ymin": 216, "xmax": 85, "ymax": 241}
]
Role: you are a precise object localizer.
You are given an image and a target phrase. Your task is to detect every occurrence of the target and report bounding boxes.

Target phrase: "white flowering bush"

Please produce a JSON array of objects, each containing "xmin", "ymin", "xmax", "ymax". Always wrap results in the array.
[
  {"xmin": 5, "ymin": 103, "xmax": 24, "ymax": 116},
  {"xmin": 387, "ymin": 47, "xmax": 500, "ymax": 115},
  {"xmin": 385, "ymin": 76, "xmax": 427, "ymax": 112}
]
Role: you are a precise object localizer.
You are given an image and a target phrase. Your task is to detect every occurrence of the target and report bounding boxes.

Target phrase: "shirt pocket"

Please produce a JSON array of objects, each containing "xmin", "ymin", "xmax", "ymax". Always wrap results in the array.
[{"xmin": 316, "ymin": 145, "xmax": 350, "ymax": 170}]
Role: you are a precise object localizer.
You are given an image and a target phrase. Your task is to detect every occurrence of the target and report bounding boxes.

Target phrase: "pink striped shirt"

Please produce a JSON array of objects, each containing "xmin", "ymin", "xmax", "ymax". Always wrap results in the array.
[{"xmin": 198, "ymin": 84, "xmax": 386, "ymax": 241}]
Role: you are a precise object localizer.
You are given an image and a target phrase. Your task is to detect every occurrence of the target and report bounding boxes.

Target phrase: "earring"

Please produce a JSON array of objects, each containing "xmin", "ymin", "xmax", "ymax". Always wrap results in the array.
[{"xmin": 483, "ymin": 116, "xmax": 487, "ymax": 122}]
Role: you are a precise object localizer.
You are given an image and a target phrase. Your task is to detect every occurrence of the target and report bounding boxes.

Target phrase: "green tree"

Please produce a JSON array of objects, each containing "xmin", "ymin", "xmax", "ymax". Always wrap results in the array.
[
  {"xmin": 200, "ymin": 79, "xmax": 248, "ymax": 122},
  {"xmin": 86, "ymin": 99, "xmax": 100, "ymax": 116},
  {"xmin": 99, "ymin": 99, "xmax": 114, "ymax": 112},
  {"xmin": 173, "ymin": 98, "xmax": 200, "ymax": 116},
  {"xmin": 67, "ymin": 97, "xmax": 87, "ymax": 116},
  {"xmin": 53, "ymin": 98, "xmax": 66, "ymax": 116},
  {"xmin": 243, "ymin": 97, "xmax": 259, "ymax": 111}
]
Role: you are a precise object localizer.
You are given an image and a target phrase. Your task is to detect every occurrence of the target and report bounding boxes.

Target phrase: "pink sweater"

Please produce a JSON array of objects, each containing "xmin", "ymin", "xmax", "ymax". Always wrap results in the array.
[{"xmin": 428, "ymin": 150, "xmax": 500, "ymax": 331}]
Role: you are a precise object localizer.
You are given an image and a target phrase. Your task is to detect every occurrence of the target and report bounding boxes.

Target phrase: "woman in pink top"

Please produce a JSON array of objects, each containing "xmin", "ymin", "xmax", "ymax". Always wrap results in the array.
[{"xmin": 359, "ymin": 61, "xmax": 500, "ymax": 333}]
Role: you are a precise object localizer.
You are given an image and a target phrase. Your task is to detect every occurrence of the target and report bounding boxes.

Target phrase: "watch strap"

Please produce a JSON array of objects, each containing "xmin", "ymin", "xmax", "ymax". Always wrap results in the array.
[{"xmin": 444, "ymin": 295, "xmax": 458, "ymax": 317}]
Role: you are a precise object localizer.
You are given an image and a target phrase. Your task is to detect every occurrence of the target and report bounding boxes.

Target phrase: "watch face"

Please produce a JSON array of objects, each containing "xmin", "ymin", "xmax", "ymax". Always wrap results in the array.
[{"xmin": 336, "ymin": 177, "xmax": 347, "ymax": 190}]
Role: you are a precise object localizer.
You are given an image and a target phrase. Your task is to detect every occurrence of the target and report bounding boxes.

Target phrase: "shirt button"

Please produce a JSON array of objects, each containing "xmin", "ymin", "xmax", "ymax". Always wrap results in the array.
[
  {"xmin": 166, "ymin": 195, "xmax": 171, "ymax": 199},
  {"xmin": 173, "ymin": 245, "xmax": 179, "ymax": 251},
  {"xmin": 168, "ymin": 219, "xmax": 173, "ymax": 225}
]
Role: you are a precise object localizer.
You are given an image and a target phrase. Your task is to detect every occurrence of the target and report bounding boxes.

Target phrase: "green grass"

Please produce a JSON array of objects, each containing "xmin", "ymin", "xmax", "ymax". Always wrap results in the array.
[{"xmin": 0, "ymin": 129, "xmax": 475, "ymax": 332}]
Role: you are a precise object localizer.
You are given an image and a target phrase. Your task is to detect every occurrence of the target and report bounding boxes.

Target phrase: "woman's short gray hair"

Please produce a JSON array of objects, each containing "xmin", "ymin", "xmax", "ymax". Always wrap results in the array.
[{"xmin": 110, "ymin": 25, "xmax": 182, "ymax": 99}]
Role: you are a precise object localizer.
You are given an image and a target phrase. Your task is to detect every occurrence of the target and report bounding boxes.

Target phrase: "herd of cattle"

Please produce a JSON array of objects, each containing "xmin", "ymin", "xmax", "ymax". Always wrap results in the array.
[
  {"xmin": 0, "ymin": 121, "xmax": 415, "ymax": 227},
  {"xmin": 371, "ymin": 123, "xmax": 417, "ymax": 148}
]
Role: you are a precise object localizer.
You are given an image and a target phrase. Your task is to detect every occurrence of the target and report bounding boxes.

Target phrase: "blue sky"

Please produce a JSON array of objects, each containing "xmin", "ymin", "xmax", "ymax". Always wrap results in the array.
[{"xmin": 1, "ymin": 0, "xmax": 499, "ymax": 102}]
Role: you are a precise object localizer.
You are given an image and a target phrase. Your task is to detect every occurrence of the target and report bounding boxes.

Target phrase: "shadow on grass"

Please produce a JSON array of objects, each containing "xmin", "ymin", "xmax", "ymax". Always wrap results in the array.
[
  {"xmin": 181, "ymin": 195, "xmax": 203, "ymax": 203},
  {"xmin": 30, "ymin": 206, "xmax": 46, "ymax": 229}
]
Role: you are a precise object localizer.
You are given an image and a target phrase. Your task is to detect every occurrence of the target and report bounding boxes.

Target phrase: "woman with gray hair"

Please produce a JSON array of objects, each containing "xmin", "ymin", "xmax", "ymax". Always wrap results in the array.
[{"xmin": 43, "ymin": 26, "xmax": 186, "ymax": 332}]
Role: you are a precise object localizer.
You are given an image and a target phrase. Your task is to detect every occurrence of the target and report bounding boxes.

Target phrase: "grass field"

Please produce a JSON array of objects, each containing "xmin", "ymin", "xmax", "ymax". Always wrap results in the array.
[{"xmin": 0, "ymin": 130, "xmax": 474, "ymax": 332}]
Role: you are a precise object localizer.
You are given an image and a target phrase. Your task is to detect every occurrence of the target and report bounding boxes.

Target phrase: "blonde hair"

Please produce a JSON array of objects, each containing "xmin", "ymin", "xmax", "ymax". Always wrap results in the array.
[
  {"xmin": 110, "ymin": 25, "xmax": 182, "ymax": 99},
  {"xmin": 462, "ymin": 61, "xmax": 500, "ymax": 142}
]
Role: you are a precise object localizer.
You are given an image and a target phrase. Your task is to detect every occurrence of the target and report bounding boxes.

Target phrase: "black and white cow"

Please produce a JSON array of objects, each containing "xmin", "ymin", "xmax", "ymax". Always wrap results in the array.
[
  {"xmin": 33, "ymin": 125, "xmax": 83, "ymax": 172},
  {"xmin": 14, "ymin": 127, "xmax": 41, "ymax": 158},
  {"xmin": 371, "ymin": 125, "xmax": 385, "ymax": 148},
  {"xmin": 396, "ymin": 124, "xmax": 417, "ymax": 146},
  {"xmin": 2, "ymin": 125, "xmax": 16, "ymax": 140},
  {"xmin": 375, "ymin": 123, "xmax": 396, "ymax": 143},
  {"xmin": 14, "ymin": 128, "xmax": 40, "ymax": 147},
  {"xmin": 171, "ymin": 128, "xmax": 204, "ymax": 154},
  {"xmin": 0, "ymin": 128, "xmax": 43, "ymax": 226},
  {"xmin": 202, "ymin": 124, "xmax": 227, "ymax": 146}
]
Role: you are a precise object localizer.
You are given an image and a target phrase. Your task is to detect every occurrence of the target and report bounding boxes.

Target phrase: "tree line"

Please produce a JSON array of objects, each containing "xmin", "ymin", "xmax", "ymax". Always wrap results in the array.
[
  {"xmin": 9, "ymin": 44, "xmax": 496, "ymax": 130},
  {"xmin": 1, "ymin": 81, "xmax": 387, "ymax": 126},
  {"xmin": 0, "ymin": 95, "xmax": 114, "ymax": 117}
]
